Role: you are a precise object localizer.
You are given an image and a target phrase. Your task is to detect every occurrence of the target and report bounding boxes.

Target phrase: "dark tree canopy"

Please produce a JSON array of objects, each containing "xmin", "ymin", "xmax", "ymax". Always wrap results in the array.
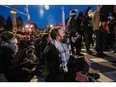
[
  {"xmin": 6, "ymin": 16, "xmax": 13, "ymax": 31},
  {"xmin": 0, "ymin": 15, "xmax": 5, "ymax": 29},
  {"xmin": 17, "ymin": 16, "xmax": 23, "ymax": 27}
]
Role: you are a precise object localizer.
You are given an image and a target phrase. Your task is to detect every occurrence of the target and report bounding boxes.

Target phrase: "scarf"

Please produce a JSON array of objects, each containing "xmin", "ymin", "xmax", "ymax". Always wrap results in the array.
[
  {"xmin": 1, "ymin": 41, "xmax": 18, "ymax": 57},
  {"xmin": 51, "ymin": 39, "xmax": 70, "ymax": 72}
]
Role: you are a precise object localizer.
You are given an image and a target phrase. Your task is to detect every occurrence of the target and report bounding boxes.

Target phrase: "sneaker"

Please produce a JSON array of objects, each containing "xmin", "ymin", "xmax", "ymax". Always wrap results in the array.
[
  {"xmin": 96, "ymin": 52, "xmax": 104, "ymax": 57},
  {"xmin": 101, "ymin": 52, "xmax": 108, "ymax": 56},
  {"xmin": 87, "ymin": 50, "xmax": 92, "ymax": 54},
  {"xmin": 88, "ymin": 76, "xmax": 96, "ymax": 82},
  {"xmin": 75, "ymin": 53, "xmax": 84, "ymax": 56},
  {"xmin": 88, "ymin": 73, "xmax": 100, "ymax": 80}
]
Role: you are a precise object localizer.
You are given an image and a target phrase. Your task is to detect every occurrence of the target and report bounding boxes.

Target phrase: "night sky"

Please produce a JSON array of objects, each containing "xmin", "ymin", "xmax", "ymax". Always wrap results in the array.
[{"xmin": 0, "ymin": 5, "xmax": 97, "ymax": 29}]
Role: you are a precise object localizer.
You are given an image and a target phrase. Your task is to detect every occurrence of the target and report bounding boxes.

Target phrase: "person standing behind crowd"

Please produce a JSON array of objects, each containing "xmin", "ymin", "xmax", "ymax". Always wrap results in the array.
[
  {"xmin": 76, "ymin": 12, "xmax": 84, "ymax": 36},
  {"xmin": 93, "ymin": 5, "xmax": 110, "ymax": 57},
  {"xmin": 92, "ymin": 6, "xmax": 101, "ymax": 56},
  {"xmin": 67, "ymin": 9, "xmax": 83, "ymax": 55},
  {"xmin": 83, "ymin": 9, "xmax": 93, "ymax": 54},
  {"xmin": 70, "ymin": 32, "xmax": 83, "ymax": 56},
  {"xmin": 67, "ymin": 9, "xmax": 78, "ymax": 33}
]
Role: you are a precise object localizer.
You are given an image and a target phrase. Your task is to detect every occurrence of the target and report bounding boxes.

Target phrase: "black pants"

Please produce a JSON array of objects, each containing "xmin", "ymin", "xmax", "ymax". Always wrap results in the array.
[
  {"xmin": 45, "ymin": 56, "xmax": 89, "ymax": 82},
  {"xmin": 45, "ymin": 71, "xmax": 76, "ymax": 82},
  {"xmin": 70, "ymin": 37, "xmax": 82, "ymax": 54},
  {"xmin": 75, "ymin": 38, "xmax": 82, "ymax": 54},
  {"xmin": 5, "ymin": 68, "xmax": 33, "ymax": 82},
  {"xmin": 70, "ymin": 41, "xmax": 75, "ymax": 54},
  {"xmin": 95, "ymin": 30, "xmax": 107, "ymax": 53},
  {"xmin": 4, "ymin": 62, "xmax": 35, "ymax": 82},
  {"xmin": 84, "ymin": 33, "xmax": 93, "ymax": 52},
  {"xmin": 67, "ymin": 56, "xmax": 89, "ymax": 75}
]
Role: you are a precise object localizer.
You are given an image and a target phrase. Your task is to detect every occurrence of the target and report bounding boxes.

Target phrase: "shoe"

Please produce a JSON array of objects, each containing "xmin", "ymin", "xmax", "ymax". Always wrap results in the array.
[
  {"xmin": 114, "ymin": 50, "xmax": 116, "ymax": 53},
  {"xmin": 96, "ymin": 52, "xmax": 104, "ymax": 57},
  {"xmin": 96, "ymin": 52, "xmax": 107, "ymax": 57},
  {"xmin": 101, "ymin": 52, "xmax": 107, "ymax": 56},
  {"xmin": 75, "ymin": 53, "xmax": 84, "ymax": 56},
  {"xmin": 87, "ymin": 50, "xmax": 92, "ymax": 54},
  {"xmin": 88, "ymin": 76, "xmax": 96, "ymax": 82},
  {"xmin": 88, "ymin": 73, "xmax": 100, "ymax": 80}
]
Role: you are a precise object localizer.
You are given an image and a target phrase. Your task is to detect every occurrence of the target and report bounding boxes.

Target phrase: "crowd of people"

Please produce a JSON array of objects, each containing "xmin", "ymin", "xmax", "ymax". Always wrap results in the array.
[
  {"xmin": 0, "ymin": 5, "xmax": 116, "ymax": 82},
  {"xmin": 67, "ymin": 5, "xmax": 116, "ymax": 56}
]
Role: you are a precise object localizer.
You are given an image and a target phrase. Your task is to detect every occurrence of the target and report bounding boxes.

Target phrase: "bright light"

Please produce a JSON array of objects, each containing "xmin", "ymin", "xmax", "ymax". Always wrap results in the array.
[
  {"xmin": 29, "ymin": 29, "xmax": 32, "ymax": 31},
  {"xmin": 50, "ymin": 24, "xmax": 53, "ymax": 27},
  {"xmin": 25, "ymin": 24, "xmax": 29, "ymax": 28},
  {"xmin": 10, "ymin": 10, "xmax": 17, "ymax": 14},
  {"xmin": 44, "ymin": 5, "xmax": 49, "ymax": 10},
  {"xmin": 40, "ymin": 9, "xmax": 44, "ymax": 17},
  {"xmin": 40, "ymin": 9, "xmax": 44, "ymax": 14},
  {"xmin": 30, "ymin": 24, "xmax": 34, "ymax": 28}
]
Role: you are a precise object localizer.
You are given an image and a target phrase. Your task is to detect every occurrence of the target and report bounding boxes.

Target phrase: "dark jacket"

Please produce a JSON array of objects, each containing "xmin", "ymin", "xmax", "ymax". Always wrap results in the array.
[
  {"xmin": 43, "ymin": 42, "xmax": 64, "ymax": 81},
  {"xmin": 83, "ymin": 16, "xmax": 93, "ymax": 34},
  {"xmin": 43, "ymin": 42, "xmax": 88, "ymax": 82},
  {"xmin": 67, "ymin": 17, "xmax": 78, "ymax": 33},
  {"xmin": 0, "ymin": 46, "xmax": 14, "ymax": 72},
  {"xmin": 43, "ymin": 42, "xmax": 77, "ymax": 82}
]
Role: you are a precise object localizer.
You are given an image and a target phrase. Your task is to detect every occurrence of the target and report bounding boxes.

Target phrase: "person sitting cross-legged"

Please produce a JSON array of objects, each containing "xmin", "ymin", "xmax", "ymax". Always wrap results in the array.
[{"xmin": 42, "ymin": 26, "xmax": 99, "ymax": 82}]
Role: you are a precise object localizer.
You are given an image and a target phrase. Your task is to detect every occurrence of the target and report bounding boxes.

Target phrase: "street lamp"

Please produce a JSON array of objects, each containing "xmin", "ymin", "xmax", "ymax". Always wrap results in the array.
[
  {"xmin": 30, "ymin": 24, "xmax": 34, "ymax": 28},
  {"xmin": 25, "ymin": 24, "xmax": 29, "ymax": 28},
  {"xmin": 10, "ymin": 9, "xmax": 17, "ymax": 32},
  {"xmin": 50, "ymin": 24, "xmax": 53, "ymax": 28},
  {"xmin": 44, "ymin": 5, "xmax": 49, "ymax": 10},
  {"xmin": 26, "ymin": 5, "xmax": 30, "ymax": 23},
  {"xmin": 40, "ymin": 9, "xmax": 44, "ymax": 17},
  {"xmin": 10, "ymin": 10, "xmax": 17, "ymax": 14}
]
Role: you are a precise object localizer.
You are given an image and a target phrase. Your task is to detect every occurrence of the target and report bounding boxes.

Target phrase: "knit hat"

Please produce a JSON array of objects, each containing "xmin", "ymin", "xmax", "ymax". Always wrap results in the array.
[
  {"xmin": 1, "ymin": 31, "xmax": 14, "ymax": 42},
  {"xmin": 70, "ymin": 9, "xmax": 78, "ymax": 16}
]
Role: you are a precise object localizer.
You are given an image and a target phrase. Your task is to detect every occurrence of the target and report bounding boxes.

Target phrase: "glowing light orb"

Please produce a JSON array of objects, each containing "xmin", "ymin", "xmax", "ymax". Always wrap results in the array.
[
  {"xmin": 40, "ymin": 9, "xmax": 44, "ymax": 14},
  {"xmin": 44, "ymin": 5, "xmax": 49, "ymax": 10}
]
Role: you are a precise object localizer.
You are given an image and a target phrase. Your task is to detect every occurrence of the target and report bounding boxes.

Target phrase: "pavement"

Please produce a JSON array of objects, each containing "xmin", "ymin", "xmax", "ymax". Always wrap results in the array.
[
  {"xmin": 30, "ymin": 48, "xmax": 116, "ymax": 82},
  {"xmin": 82, "ymin": 49, "xmax": 116, "ymax": 82}
]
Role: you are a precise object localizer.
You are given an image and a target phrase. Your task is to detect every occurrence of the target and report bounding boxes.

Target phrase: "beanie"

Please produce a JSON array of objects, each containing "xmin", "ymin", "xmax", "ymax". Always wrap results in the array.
[
  {"xmin": 70, "ymin": 9, "xmax": 78, "ymax": 16},
  {"xmin": 1, "ymin": 31, "xmax": 14, "ymax": 42}
]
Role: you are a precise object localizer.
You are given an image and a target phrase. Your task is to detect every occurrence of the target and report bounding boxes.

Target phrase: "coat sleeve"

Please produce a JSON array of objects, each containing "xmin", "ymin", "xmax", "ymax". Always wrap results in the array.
[
  {"xmin": 1, "ymin": 46, "xmax": 14, "ymax": 70},
  {"xmin": 44, "ymin": 50, "xmax": 61, "ymax": 73}
]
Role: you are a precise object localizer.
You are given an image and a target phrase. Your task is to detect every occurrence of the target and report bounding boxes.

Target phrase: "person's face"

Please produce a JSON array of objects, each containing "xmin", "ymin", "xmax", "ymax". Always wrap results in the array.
[
  {"xmin": 31, "ymin": 35, "xmax": 35, "ymax": 39},
  {"xmin": 47, "ymin": 34, "xmax": 50, "ymax": 42},
  {"xmin": 58, "ymin": 29, "xmax": 65, "ymax": 41},
  {"xmin": 9, "ymin": 36, "xmax": 18, "ymax": 44}
]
